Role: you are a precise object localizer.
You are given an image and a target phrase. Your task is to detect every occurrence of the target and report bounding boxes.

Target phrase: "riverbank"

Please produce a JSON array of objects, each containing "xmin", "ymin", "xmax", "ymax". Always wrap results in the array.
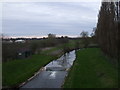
[
  {"xmin": 3, "ymin": 54, "xmax": 57, "ymax": 88},
  {"xmin": 63, "ymin": 48, "xmax": 118, "ymax": 88},
  {"xmin": 2, "ymin": 46, "xmax": 65, "ymax": 88}
]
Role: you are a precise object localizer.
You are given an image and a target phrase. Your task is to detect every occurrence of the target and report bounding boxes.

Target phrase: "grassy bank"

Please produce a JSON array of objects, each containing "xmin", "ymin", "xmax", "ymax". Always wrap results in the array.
[
  {"xmin": 2, "ymin": 53, "xmax": 58, "ymax": 87},
  {"xmin": 63, "ymin": 48, "xmax": 118, "ymax": 88}
]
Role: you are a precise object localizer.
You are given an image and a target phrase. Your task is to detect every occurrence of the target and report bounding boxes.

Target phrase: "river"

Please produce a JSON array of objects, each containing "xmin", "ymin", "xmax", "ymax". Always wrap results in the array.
[{"xmin": 21, "ymin": 50, "xmax": 76, "ymax": 88}]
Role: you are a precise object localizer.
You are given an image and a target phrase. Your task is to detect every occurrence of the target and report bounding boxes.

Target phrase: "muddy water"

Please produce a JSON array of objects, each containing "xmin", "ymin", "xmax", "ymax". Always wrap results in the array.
[{"xmin": 21, "ymin": 50, "xmax": 76, "ymax": 88}]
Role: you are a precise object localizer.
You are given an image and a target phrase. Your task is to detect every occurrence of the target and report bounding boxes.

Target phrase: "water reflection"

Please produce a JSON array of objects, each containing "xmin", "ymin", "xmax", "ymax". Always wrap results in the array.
[
  {"xmin": 21, "ymin": 50, "xmax": 76, "ymax": 88},
  {"xmin": 49, "ymin": 71, "xmax": 56, "ymax": 79},
  {"xmin": 45, "ymin": 50, "xmax": 76, "ymax": 71}
]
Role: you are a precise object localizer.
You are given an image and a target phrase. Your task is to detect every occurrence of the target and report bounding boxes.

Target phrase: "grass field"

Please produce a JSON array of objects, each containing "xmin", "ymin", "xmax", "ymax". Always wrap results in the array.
[
  {"xmin": 63, "ymin": 48, "xmax": 118, "ymax": 88},
  {"xmin": 2, "ymin": 54, "xmax": 58, "ymax": 87}
]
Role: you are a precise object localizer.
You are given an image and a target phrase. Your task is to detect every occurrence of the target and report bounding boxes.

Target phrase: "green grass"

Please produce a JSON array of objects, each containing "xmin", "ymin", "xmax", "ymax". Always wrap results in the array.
[
  {"xmin": 2, "ymin": 54, "xmax": 57, "ymax": 87},
  {"xmin": 63, "ymin": 48, "xmax": 118, "ymax": 88}
]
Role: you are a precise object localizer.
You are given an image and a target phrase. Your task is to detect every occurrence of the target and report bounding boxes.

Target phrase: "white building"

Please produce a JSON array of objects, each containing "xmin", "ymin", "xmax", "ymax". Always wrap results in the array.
[{"xmin": 15, "ymin": 40, "xmax": 26, "ymax": 43}]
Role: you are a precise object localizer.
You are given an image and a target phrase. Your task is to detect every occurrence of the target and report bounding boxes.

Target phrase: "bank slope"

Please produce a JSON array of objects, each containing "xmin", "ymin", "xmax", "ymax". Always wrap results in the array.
[
  {"xmin": 63, "ymin": 48, "xmax": 118, "ymax": 88},
  {"xmin": 2, "ymin": 47, "xmax": 61, "ymax": 88}
]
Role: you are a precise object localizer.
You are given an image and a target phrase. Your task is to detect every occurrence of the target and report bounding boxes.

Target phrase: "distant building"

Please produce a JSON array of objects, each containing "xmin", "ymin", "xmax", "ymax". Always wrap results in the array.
[{"xmin": 15, "ymin": 40, "xmax": 26, "ymax": 43}]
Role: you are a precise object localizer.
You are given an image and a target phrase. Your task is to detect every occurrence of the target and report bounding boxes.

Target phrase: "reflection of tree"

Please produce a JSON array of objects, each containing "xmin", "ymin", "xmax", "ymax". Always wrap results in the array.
[
  {"xmin": 61, "ymin": 53, "xmax": 70, "ymax": 68},
  {"xmin": 57, "ymin": 51, "xmax": 75, "ymax": 70},
  {"xmin": 62, "ymin": 54, "xmax": 67, "ymax": 67}
]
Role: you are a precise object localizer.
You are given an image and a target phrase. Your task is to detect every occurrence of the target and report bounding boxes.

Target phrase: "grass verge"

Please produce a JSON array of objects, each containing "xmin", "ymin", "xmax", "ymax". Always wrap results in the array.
[
  {"xmin": 2, "ymin": 54, "xmax": 58, "ymax": 87},
  {"xmin": 63, "ymin": 48, "xmax": 118, "ymax": 88}
]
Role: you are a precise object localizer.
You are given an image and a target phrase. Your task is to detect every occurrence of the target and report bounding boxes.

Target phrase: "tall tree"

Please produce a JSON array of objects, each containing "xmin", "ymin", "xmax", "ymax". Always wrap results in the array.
[{"xmin": 96, "ymin": 1, "xmax": 119, "ymax": 64}]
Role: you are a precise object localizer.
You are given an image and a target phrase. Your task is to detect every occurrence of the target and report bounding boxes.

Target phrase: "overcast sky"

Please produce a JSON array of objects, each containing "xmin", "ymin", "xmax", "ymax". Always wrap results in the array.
[{"xmin": 2, "ymin": 1, "xmax": 101, "ymax": 38}]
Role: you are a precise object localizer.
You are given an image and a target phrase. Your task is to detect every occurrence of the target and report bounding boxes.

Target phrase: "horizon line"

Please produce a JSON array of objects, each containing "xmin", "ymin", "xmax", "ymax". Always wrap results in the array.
[{"xmin": 2, "ymin": 35, "xmax": 81, "ymax": 39}]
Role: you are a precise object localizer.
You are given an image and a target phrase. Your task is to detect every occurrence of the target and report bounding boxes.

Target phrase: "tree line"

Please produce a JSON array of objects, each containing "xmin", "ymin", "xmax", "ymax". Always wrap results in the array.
[
  {"xmin": 96, "ymin": 1, "xmax": 119, "ymax": 63},
  {"xmin": 2, "ymin": 34, "xmax": 70, "ymax": 62}
]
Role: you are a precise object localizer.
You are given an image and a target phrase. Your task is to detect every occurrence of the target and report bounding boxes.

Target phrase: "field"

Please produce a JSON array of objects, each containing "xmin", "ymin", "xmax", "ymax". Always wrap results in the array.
[{"xmin": 63, "ymin": 48, "xmax": 118, "ymax": 88}]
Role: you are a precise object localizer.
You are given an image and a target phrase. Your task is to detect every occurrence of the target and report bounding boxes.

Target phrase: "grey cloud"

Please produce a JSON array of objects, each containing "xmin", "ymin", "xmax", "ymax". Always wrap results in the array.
[{"xmin": 2, "ymin": 2, "xmax": 101, "ymax": 37}]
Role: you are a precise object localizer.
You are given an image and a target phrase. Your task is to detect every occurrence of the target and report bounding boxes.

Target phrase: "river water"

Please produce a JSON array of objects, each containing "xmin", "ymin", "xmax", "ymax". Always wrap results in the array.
[{"xmin": 21, "ymin": 50, "xmax": 76, "ymax": 88}]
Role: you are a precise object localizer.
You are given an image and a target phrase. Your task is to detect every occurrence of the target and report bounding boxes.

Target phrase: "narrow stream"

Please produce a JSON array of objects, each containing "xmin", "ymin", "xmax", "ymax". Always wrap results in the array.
[{"xmin": 21, "ymin": 50, "xmax": 76, "ymax": 88}]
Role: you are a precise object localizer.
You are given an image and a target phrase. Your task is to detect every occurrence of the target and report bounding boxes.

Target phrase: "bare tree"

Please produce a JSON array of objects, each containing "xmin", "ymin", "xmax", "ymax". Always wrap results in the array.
[
  {"xmin": 48, "ymin": 33, "xmax": 56, "ymax": 39},
  {"xmin": 80, "ymin": 31, "xmax": 89, "ymax": 48}
]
